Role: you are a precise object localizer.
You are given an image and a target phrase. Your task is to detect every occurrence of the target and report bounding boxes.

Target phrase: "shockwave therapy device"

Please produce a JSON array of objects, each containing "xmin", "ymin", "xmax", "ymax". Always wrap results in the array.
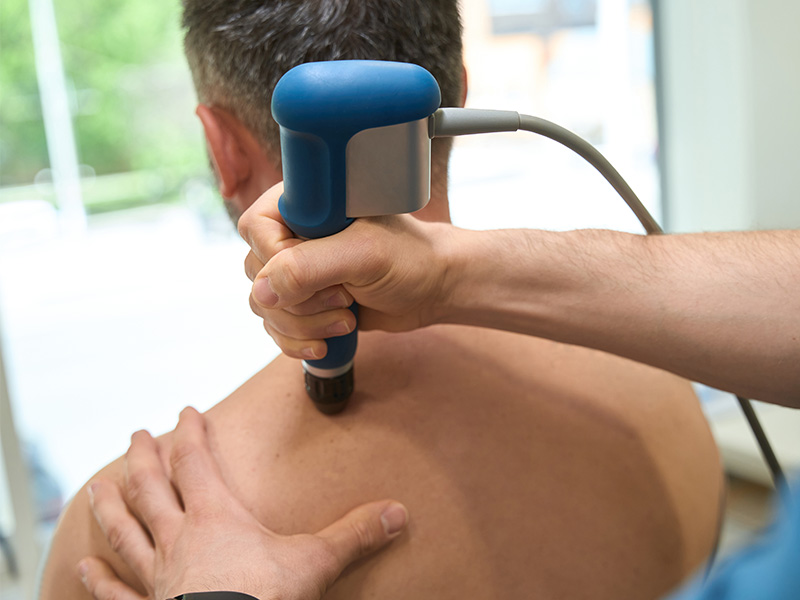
[
  {"xmin": 272, "ymin": 60, "xmax": 440, "ymax": 414},
  {"xmin": 271, "ymin": 60, "xmax": 785, "ymax": 501}
]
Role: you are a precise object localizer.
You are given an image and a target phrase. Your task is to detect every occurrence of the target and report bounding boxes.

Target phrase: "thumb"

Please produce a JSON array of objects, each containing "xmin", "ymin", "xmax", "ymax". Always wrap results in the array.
[
  {"xmin": 316, "ymin": 500, "xmax": 408, "ymax": 576},
  {"xmin": 261, "ymin": 224, "xmax": 385, "ymax": 309},
  {"xmin": 258, "ymin": 240, "xmax": 334, "ymax": 308}
]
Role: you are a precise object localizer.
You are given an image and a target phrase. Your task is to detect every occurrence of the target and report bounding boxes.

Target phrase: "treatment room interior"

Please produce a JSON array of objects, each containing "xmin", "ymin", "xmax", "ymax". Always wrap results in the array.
[{"xmin": 1, "ymin": 1, "xmax": 799, "ymax": 598}]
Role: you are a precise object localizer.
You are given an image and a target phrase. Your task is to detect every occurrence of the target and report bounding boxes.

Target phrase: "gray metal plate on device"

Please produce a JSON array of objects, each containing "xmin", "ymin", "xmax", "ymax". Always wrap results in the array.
[{"xmin": 346, "ymin": 118, "xmax": 431, "ymax": 218}]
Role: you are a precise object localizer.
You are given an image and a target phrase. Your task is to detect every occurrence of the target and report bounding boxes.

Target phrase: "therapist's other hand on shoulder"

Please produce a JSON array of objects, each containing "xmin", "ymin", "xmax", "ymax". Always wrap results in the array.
[
  {"xmin": 238, "ymin": 182, "xmax": 462, "ymax": 360},
  {"xmin": 77, "ymin": 406, "xmax": 408, "ymax": 600}
]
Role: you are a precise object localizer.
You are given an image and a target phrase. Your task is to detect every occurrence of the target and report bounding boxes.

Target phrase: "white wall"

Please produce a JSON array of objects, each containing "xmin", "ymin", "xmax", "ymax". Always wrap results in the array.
[
  {"xmin": 657, "ymin": 0, "xmax": 800, "ymax": 232},
  {"xmin": 656, "ymin": 0, "xmax": 800, "ymax": 485}
]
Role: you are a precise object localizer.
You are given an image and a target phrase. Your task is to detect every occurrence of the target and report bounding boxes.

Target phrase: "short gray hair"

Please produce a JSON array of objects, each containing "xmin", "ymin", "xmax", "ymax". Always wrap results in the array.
[{"xmin": 182, "ymin": 0, "xmax": 463, "ymax": 169}]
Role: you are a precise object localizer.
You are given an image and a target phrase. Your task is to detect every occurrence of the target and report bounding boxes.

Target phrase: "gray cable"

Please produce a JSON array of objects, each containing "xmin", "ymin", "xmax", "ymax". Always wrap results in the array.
[
  {"xmin": 737, "ymin": 396, "xmax": 785, "ymax": 488},
  {"xmin": 516, "ymin": 114, "xmax": 663, "ymax": 235},
  {"xmin": 431, "ymin": 106, "xmax": 785, "ymax": 489},
  {"xmin": 431, "ymin": 107, "xmax": 662, "ymax": 234}
]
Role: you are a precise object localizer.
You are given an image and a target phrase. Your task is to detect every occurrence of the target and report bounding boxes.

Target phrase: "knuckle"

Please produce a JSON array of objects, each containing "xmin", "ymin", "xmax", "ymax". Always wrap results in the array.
[
  {"xmin": 169, "ymin": 439, "xmax": 197, "ymax": 472},
  {"xmin": 345, "ymin": 234, "xmax": 385, "ymax": 287},
  {"xmin": 269, "ymin": 310, "xmax": 307, "ymax": 339},
  {"xmin": 348, "ymin": 519, "xmax": 377, "ymax": 558},
  {"xmin": 355, "ymin": 225, "xmax": 383, "ymax": 260},
  {"xmin": 263, "ymin": 325, "xmax": 299, "ymax": 357},
  {"xmin": 276, "ymin": 249, "xmax": 310, "ymax": 298},
  {"xmin": 104, "ymin": 522, "xmax": 130, "ymax": 555},
  {"xmin": 261, "ymin": 310, "xmax": 289, "ymax": 338},
  {"xmin": 188, "ymin": 501, "xmax": 223, "ymax": 525},
  {"xmin": 262, "ymin": 319, "xmax": 275, "ymax": 337},
  {"xmin": 284, "ymin": 303, "xmax": 305, "ymax": 317},
  {"xmin": 125, "ymin": 469, "xmax": 153, "ymax": 502},
  {"xmin": 243, "ymin": 251, "xmax": 261, "ymax": 281},
  {"xmin": 236, "ymin": 209, "xmax": 254, "ymax": 241}
]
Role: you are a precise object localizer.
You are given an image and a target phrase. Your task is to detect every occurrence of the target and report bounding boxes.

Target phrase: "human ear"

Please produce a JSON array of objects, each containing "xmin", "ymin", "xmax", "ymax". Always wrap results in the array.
[{"xmin": 196, "ymin": 104, "xmax": 252, "ymax": 200}]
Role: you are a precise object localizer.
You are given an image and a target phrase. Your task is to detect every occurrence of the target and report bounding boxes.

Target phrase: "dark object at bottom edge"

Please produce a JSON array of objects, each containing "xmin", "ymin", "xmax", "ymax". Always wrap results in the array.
[{"xmin": 305, "ymin": 368, "xmax": 354, "ymax": 415}]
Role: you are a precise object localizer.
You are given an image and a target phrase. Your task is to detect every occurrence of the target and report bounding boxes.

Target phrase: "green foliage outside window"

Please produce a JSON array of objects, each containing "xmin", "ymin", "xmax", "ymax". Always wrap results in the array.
[{"xmin": 0, "ymin": 0, "xmax": 206, "ymax": 212}]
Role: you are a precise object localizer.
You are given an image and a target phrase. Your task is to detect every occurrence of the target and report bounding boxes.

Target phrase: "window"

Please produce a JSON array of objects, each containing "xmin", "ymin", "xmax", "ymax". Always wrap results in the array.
[{"xmin": 489, "ymin": 0, "xmax": 598, "ymax": 36}]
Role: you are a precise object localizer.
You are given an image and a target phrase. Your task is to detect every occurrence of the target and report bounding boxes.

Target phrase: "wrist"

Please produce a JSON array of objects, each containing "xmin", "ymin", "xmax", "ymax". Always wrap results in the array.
[
  {"xmin": 430, "ymin": 224, "xmax": 476, "ymax": 326},
  {"xmin": 437, "ymin": 228, "xmax": 555, "ymax": 332}
]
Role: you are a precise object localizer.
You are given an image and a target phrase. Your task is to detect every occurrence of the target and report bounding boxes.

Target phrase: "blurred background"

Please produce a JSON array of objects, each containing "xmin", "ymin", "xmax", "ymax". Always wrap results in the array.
[{"xmin": 1, "ymin": 1, "xmax": 799, "ymax": 598}]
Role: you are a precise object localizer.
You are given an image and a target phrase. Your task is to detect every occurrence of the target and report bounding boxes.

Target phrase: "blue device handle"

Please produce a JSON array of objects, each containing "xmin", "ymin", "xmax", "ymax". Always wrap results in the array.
[
  {"xmin": 272, "ymin": 60, "xmax": 441, "ymax": 372},
  {"xmin": 277, "ymin": 126, "xmax": 358, "ymax": 370}
]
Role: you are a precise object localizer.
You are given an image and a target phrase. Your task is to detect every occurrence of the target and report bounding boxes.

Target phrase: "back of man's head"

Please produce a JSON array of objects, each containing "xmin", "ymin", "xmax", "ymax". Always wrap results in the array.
[{"xmin": 182, "ymin": 0, "xmax": 463, "ymax": 168}]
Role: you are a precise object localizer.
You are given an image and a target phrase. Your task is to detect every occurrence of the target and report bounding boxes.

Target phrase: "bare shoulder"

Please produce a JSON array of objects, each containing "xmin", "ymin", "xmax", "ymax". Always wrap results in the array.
[
  {"xmin": 37, "ymin": 360, "xmax": 277, "ymax": 600},
  {"xmin": 38, "ymin": 455, "xmax": 137, "ymax": 600},
  {"xmin": 37, "ymin": 362, "xmax": 274, "ymax": 600},
  {"xmin": 38, "ymin": 325, "xmax": 723, "ymax": 600}
]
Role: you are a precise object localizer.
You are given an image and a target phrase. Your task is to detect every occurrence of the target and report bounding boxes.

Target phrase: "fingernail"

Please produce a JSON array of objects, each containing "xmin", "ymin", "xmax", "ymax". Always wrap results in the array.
[
  {"xmin": 327, "ymin": 320, "xmax": 351, "ymax": 336},
  {"xmin": 301, "ymin": 346, "xmax": 319, "ymax": 360},
  {"xmin": 380, "ymin": 503, "xmax": 408, "ymax": 536},
  {"xmin": 325, "ymin": 291, "xmax": 349, "ymax": 308},
  {"xmin": 254, "ymin": 277, "xmax": 279, "ymax": 306},
  {"xmin": 77, "ymin": 560, "xmax": 89, "ymax": 582}
]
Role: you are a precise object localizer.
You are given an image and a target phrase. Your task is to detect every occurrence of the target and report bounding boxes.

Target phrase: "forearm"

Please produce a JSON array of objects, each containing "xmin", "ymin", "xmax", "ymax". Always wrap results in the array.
[{"xmin": 443, "ymin": 228, "xmax": 800, "ymax": 407}]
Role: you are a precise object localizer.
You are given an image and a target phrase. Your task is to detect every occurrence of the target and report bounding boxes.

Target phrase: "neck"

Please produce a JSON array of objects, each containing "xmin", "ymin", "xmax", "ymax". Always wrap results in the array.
[{"xmin": 413, "ymin": 161, "xmax": 451, "ymax": 224}]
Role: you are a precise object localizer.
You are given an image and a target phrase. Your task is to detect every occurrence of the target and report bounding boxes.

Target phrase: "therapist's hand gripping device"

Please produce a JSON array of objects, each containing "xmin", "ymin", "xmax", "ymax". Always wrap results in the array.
[
  {"xmin": 272, "ymin": 60, "xmax": 440, "ymax": 414},
  {"xmin": 271, "ymin": 60, "xmax": 785, "ymax": 497}
]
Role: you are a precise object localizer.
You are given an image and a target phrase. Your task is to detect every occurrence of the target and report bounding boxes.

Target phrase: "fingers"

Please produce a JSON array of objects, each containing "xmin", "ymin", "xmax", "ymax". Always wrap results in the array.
[
  {"xmin": 238, "ymin": 182, "xmax": 301, "ymax": 266},
  {"xmin": 259, "ymin": 283, "xmax": 354, "ymax": 318},
  {"xmin": 315, "ymin": 500, "xmax": 408, "ymax": 580},
  {"xmin": 260, "ymin": 323, "xmax": 328, "ymax": 361},
  {"xmin": 124, "ymin": 430, "xmax": 182, "ymax": 544},
  {"xmin": 249, "ymin": 284, "xmax": 356, "ymax": 359},
  {"xmin": 258, "ymin": 222, "xmax": 388, "ymax": 309},
  {"xmin": 258, "ymin": 243, "xmax": 346, "ymax": 309},
  {"xmin": 169, "ymin": 407, "xmax": 232, "ymax": 513},
  {"xmin": 239, "ymin": 179, "xmax": 365, "ymax": 313},
  {"xmin": 78, "ymin": 557, "xmax": 147, "ymax": 600},
  {"xmin": 244, "ymin": 250, "xmax": 265, "ymax": 282},
  {"xmin": 262, "ymin": 302, "xmax": 355, "ymax": 342},
  {"xmin": 89, "ymin": 479, "xmax": 155, "ymax": 586}
]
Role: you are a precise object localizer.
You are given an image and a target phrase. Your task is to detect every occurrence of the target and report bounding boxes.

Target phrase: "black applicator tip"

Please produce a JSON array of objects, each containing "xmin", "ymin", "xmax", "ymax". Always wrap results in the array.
[{"xmin": 305, "ymin": 368, "xmax": 354, "ymax": 414}]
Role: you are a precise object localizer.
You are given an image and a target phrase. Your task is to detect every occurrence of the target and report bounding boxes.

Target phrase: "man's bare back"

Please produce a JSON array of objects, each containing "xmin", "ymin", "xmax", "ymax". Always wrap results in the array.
[{"xmin": 41, "ymin": 324, "xmax": 722, "ymax": 599}]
